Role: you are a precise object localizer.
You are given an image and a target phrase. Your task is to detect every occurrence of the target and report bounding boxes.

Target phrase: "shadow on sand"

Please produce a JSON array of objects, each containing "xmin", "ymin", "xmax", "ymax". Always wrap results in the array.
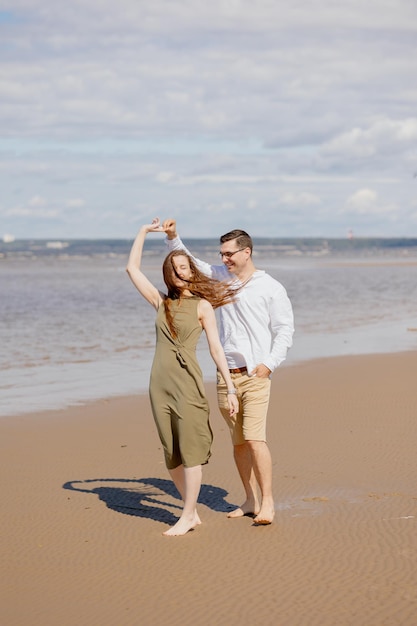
[{"xmin": 63, "ymin": 477, "xmax": 235, "ymax": 526}]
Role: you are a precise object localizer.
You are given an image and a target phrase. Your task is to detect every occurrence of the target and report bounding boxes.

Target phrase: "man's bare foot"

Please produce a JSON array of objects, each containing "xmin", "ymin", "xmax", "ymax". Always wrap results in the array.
[
  {"xmin": 227, "ymin": 500, "xmax": 259, "ymax": 519},
  {"xmin": 253, "ymin": 504, "xmax": 275, "ymax": 525},
  {"xmin": 163, "ymin": 513, "xmax": 200, "ymax": 536}
]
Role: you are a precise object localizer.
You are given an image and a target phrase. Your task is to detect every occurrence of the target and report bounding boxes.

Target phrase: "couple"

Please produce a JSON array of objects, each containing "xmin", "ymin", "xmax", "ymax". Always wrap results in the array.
[{"xmin": 126, "ymin": 218, "xmax": 294, "ymax": 536}]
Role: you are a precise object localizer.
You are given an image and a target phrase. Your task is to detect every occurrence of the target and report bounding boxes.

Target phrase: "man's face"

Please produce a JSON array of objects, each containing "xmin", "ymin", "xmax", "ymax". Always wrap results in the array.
[{"xmin": 219, "ymin": 241, "xmax": 250, "ymax": 273}]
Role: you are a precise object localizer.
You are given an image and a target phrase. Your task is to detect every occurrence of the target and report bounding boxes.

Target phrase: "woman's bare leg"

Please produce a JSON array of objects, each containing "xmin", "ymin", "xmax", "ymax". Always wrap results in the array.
[{"xmin": 164, "ymin": 465, "xmax": 203, "ymax": 536}]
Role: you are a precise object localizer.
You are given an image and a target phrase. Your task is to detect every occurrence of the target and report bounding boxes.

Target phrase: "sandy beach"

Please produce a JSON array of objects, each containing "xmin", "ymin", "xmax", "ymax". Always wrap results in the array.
[{"xmin": 1, "ymin": 351, "xmax": 417, "ymax": 625}]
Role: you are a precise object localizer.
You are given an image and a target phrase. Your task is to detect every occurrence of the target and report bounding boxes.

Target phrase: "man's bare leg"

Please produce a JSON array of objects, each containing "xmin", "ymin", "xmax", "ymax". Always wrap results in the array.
[
  {"xmin": 247, "ymin": 440, "xmax": 275, "ymax": 524},
  {"xmin": 227, "ymin": 443, "xmax": 260, "ymax": 518},
  {"xmin": 164, "ymin": 465, "xmax": 202, "ymax": 536}
]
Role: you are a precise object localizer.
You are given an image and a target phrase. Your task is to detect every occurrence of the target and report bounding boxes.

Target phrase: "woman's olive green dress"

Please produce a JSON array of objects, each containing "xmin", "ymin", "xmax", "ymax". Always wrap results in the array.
[{"xmin": 149, "ymin": 296, "xmax": 213, "ymax": 469}]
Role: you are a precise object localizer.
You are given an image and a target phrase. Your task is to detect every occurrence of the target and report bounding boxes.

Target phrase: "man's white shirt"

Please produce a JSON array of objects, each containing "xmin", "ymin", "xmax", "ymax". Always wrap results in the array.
[{"xmin": 166, "ymin": 236, "xmax": 294, "ymax": 374}]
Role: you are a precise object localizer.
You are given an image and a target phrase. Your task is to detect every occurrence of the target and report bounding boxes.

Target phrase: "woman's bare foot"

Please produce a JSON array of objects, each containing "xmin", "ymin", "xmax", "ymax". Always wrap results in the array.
[{"xmin": 163, "ymin": 513, "xmax": 200, "ymax": 536}]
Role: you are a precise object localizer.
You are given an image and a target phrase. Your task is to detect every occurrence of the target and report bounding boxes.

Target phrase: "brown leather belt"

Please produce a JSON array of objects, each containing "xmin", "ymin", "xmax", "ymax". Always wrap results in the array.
[{"xmin": 229, "ymin": 366, "xmax": 247, "ymax": 374}]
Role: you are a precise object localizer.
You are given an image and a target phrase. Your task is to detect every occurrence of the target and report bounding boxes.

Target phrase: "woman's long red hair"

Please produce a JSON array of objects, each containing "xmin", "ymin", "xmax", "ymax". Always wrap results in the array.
[{"xmin": 162, "ymin": 250, "xmax": 238, "ymax": 338}]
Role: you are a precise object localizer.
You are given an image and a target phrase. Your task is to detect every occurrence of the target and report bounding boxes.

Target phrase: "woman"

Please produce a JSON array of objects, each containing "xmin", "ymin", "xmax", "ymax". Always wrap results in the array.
[{"xmin": 126, "ymin": 218, "xmax": 239, "ymax": 536}]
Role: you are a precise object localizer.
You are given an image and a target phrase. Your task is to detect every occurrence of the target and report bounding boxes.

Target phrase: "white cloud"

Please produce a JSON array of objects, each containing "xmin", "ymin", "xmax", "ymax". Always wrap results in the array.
[
  {"xmin": 0, "ymin": 194, "xmax": 57, "ymax": 218},
  {"xmin": 28, "ymin": 195, "xmax": 48, "ymax": 207},
  {"xmin": 3, "ymin": 205, "xmax": 59, "ymax": 218},
  {"xmin": 206, "ymin": 201, "xmax": 236, "ymax": 213},
  {"xmin": 344, "ymin": 189, "xmax": 398, "ymax": 216},
  {"xmin": 321, "ymin": 118, "xmax": 417, "ymax": 159},
  {"xmin": 279, "ymin": 192, "xmax": 321, "ymax": 207},
  {"xmin": 65, "ymin": 198, "xmax": 85, "ymax": 208},
  {"xmin": 156, "ymin": 171, "xmax": 176, "ymax": 183},
  {"xmin": 0, "ymin": 1, "xmax": 416, "ymax": 237}
]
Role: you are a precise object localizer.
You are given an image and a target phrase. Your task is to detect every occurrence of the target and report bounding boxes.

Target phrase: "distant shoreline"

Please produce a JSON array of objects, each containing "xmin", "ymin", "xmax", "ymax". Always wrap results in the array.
[{"xmin": 2, "ymin": 236, "xmax": 417, "ymax": 260}]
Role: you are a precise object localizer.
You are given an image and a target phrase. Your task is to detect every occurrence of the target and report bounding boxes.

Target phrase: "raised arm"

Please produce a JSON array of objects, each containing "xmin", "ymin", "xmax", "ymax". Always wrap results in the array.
[
  {"xmin": 162, "ymin": 218, "xmax": 227, "ymax": 280},
  {"xmin": 198, "ymin": 299, "xmax": 239, "ymax": 416},
  {"xmin": 126, "ymin": 219, "xmax": 165, "ymax": 311}
]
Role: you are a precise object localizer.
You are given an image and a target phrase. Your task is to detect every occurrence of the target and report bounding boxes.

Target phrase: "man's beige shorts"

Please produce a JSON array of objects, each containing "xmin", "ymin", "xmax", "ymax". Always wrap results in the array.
[{"xmin": 217, "ymin": 371, "xmax": 271, "ymax": 445}]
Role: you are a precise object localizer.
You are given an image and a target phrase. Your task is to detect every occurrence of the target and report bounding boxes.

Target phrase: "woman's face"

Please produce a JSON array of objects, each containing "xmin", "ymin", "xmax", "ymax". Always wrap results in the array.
[{"xmin": 171, "ymin": 255, "xmax": 192, "ymax": 287}]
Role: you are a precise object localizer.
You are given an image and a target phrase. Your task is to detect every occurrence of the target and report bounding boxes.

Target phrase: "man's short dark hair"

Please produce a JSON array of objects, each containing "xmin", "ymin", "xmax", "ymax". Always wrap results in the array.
[{"xmin": 220, "ymin": 229, "xmax": 253, "ymax": 254}]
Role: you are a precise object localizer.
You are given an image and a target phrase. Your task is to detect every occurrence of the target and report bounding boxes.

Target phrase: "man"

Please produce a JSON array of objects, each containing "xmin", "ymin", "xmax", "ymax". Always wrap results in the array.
[{"xmin": 163, "ymin": 219, "xmax": 294, "ymax": 525}]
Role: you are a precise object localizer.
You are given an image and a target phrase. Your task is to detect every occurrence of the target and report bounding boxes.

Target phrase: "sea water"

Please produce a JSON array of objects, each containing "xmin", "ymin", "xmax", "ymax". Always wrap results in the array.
[{"xmin": 1, "ymin": 238, "xmax": 416, "ymax": 416}]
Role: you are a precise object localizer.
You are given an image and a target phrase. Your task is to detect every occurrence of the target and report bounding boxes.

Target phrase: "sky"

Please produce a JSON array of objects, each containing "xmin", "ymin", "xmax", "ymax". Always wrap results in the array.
[{"xmin": 1, "ymin": 0, "xmax": 417, "ymax": 239}]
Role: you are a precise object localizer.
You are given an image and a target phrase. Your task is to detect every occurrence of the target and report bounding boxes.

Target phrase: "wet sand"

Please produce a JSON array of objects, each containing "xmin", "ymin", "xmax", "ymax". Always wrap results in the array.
[{"xmin": 1, "ymin": 352, "xmax": 416, "ymax": 625}]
